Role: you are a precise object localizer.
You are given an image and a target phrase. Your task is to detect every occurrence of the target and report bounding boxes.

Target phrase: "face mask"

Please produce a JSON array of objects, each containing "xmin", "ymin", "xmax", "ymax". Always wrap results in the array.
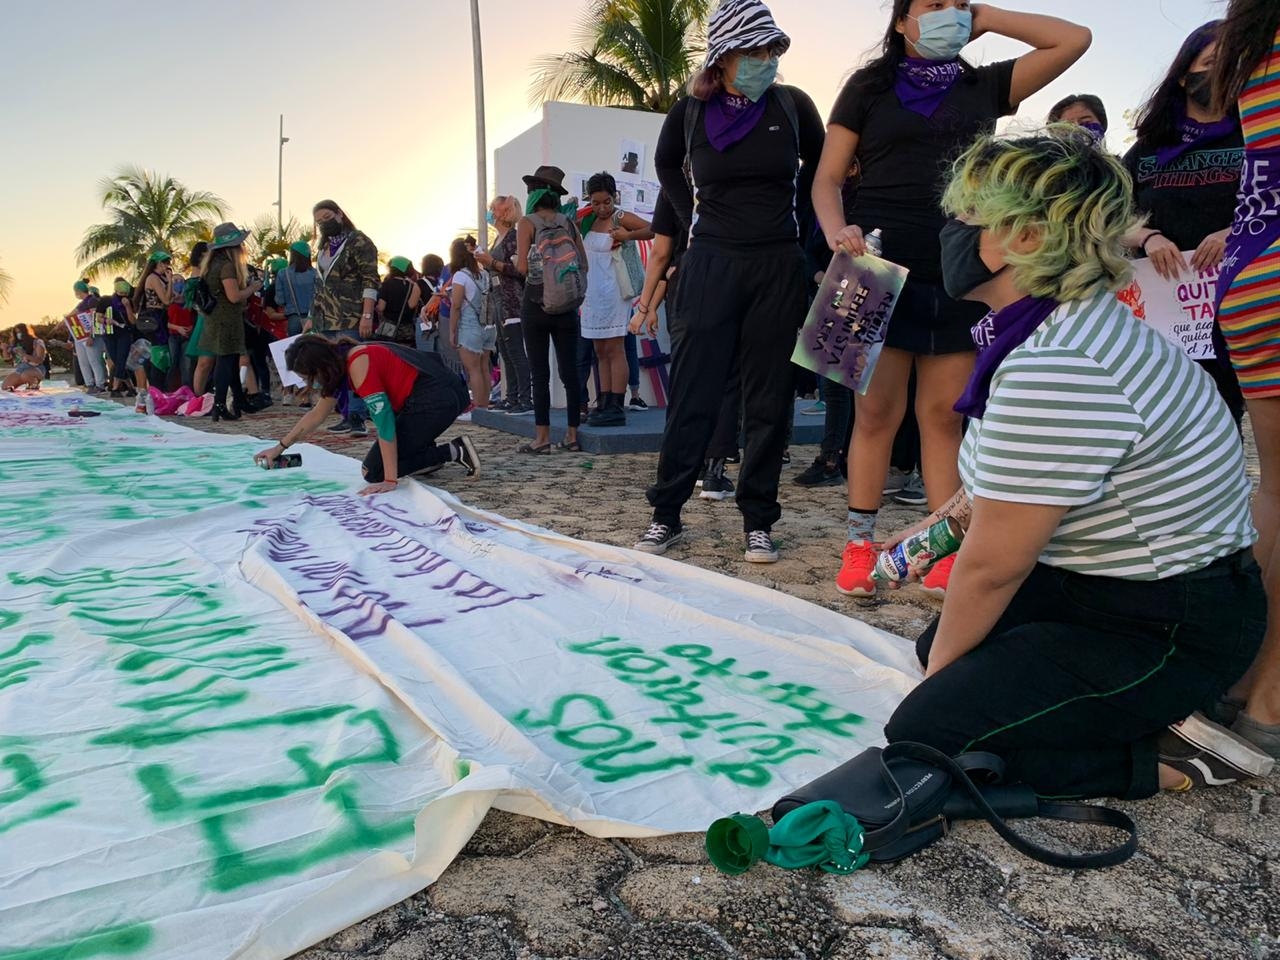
[
  {"xmin": 734, "ymin": 55, "xmax": 779, "ymax": 102},
  {"xmin": 910, "ymin": 8, "xmax": 972, "ymax": 61},
  {"xmin": 1079, "ymin": 119, "xmax": 1106, "ymax": 142},
  {"xmin": 317, "ymin": 218, "xmax": 343, "ymax": 238},
  {"xmin": 485, "ymin": 210, "xmax": 495, "ymax": 225},
  {"xmin": 940, "ymin": 219, "xmax": 1003, "ymax": 300},
  {"xmin": 1185, "ymin": 70, "xmax": 1214, "ymax": 111}
]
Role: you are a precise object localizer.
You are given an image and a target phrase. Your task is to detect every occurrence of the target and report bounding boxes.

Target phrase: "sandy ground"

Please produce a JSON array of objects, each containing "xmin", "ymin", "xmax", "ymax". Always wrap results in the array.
[{"xmin": 137, "ymin": 394, "xmax": 1280, "ymax": 960}]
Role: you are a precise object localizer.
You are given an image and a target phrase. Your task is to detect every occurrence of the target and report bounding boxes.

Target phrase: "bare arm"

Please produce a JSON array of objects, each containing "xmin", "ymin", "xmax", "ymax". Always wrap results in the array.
[
  {"xmin": 515, "ymin": 218, "xmax": 533, "ymax": 275},
  {"xmin": 629, "ymin": 235, "xmax": 674, "ymax": 336},
  {"xmin": 617, "ymin": 211, "xmax": 654, "ymax": 241},
  {"xmin": 972, "ymin": 3, "xmax": 1092, "ymax": 109},
  {"xmin": 253, "ymin": 395, "xmax": 339, "ymax": 466}
]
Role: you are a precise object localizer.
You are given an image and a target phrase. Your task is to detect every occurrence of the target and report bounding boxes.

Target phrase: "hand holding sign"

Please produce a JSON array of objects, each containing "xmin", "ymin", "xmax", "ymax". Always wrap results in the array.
[{"xmin": 1119, "ymin": 254, "xmax": 1222, "ymax": 360}]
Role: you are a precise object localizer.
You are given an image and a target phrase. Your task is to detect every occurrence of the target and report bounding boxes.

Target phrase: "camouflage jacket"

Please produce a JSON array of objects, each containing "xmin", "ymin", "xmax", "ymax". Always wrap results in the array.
[{"xmin": 310, "ymin": 230, "xmax": 380, "ymax": 332}]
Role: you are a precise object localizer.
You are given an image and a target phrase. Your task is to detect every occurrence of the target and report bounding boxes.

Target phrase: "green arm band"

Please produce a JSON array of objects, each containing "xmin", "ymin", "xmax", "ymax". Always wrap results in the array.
[{"xmin": 363, "ymin": 391, "xmax": 396, "ymax": 442}]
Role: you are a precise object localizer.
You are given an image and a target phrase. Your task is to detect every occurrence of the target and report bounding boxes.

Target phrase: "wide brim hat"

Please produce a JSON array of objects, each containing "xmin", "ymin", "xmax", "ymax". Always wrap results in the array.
[
  {"xmin": 704, "ymin": 0, "xmax": 791, "ymax": 69},
  {"xmin": 522, "ymin": 165, "xmax": 569, "ymax": 196},
  {"xmin": 209, "ymin": 222, "xmax": 250, "ymax": 250}
]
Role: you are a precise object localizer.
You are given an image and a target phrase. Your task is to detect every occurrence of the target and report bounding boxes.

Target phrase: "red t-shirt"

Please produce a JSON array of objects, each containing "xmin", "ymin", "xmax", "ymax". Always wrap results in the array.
[{"xmin": 348, "ymin": 344, "xmax": 418, "ymax": 411}]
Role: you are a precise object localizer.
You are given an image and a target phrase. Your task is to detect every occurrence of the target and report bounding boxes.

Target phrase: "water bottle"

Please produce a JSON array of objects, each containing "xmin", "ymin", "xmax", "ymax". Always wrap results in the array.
[
  {"xmin": 864, "ymin": 228, "xmax": 884, "ymax": 258},
  {"xmin": 144, "ymin": 390, "xmax": 155, "ymax": 416}
]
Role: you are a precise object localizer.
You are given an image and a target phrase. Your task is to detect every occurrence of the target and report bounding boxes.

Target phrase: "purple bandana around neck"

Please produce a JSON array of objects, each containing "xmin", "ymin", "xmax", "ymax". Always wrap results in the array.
[
  {"xmin": 326, "ymin": 234, "xmax": 347, "ymax": 257},
  {"xmin": 954, "ymin": 295, "xmax": 1061, "ymax": 419},
  {"xmin": 895, "ymin": 57, "xmax": 963, "ymax": 118},
  {"xmin": 705, "ymin": 91, "xmax": 769, "ymax": 152},
  {"xmin": 1155, "ymin": 113, "xmax": 1238, "ymax": 167}
]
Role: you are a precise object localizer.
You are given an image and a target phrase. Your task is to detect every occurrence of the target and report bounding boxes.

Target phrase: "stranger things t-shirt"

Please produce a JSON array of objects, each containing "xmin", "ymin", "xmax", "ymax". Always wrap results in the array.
[
  {"xmin": 1123, "ymin": 128, "xmax": 1245, "ymax": 251},
  {"xmin": 829, "ymin": 60, "xmax": 1016, "ymax": 283}
]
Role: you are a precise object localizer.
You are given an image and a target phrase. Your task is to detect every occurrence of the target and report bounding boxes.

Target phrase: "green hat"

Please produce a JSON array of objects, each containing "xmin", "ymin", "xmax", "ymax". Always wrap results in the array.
[
  {"xmin": 209, "ymin": 222, "xmax": 250, "ymax": 250},
  {"xmin": 88, "ymin": 286, "xmax": 100, "ymax": 296},
  {"xmin": 74, "ymin": 281, "xmax": 89, "ymax": 294},
  {"xmin": 148, "ymin": 250, "xmax": 172, "ymax": 263},
  {"xmin": 268, "ymin": 258, "xmax": 288, "ymax": 273},
  {"xmin": 289, "ymin": 240, "xmax": 311, "ymax": 257},
  {"xmin": 387, "ymin": 256, "xmax": 412, "ymax": 274}
]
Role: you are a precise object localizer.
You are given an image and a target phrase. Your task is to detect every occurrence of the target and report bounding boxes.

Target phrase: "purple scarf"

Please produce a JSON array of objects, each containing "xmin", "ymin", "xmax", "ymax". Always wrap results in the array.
[
  {"xmin": 954, "ymin": 296, "xmax": 1060, "ymax": 419},
  {"xmin": 895, "ymin": 58, "xmax": 963, "ymax": 118},
  {"xmin": 1155, "ymin": 113, "xmax": 1238, "ymax": 167},
  {"xmin": 705, "ymin": 92, "xmax": 769, "ymax": 152}
]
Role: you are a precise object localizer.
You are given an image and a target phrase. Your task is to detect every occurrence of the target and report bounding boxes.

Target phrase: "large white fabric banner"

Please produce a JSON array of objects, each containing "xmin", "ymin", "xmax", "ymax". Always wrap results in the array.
[{"xmin": 0, "ymin": 388, "xmax": 918, "ymax": 960}]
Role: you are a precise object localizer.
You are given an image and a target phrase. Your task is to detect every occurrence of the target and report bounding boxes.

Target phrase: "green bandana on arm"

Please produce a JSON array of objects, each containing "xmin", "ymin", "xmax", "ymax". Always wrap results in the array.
[{"xmin": 363, "ymin": 391, "xmax": 396, "ymax": 442}]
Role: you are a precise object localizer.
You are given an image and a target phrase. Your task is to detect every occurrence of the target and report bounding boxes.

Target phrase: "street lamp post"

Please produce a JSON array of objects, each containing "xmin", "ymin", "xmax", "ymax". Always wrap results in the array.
[
  {"xmin": 470, "ymin": 0, "xmax": 488, "ymax": 252},
  {"xmin": 274, "ymin": 115, "xmax": 290, "ymax": 233}
]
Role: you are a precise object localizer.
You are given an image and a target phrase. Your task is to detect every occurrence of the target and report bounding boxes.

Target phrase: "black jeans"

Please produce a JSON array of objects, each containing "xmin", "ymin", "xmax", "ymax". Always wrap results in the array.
[
  {"xmin": 362, "ymin": 375, "xmax": 467, "ymax": 482},
  {"xmin": 213, "ymin": 354, "xmax": 247, "ymax": 410},
  {"xmin": 496, "ymin": 320, "xmax": 532, "ymax": 405},
  {"xmin": 521, "ymin": 298, "xmax": 581, "ymax": 428},
  {"xmin": 104, "ymin": 330, "xmax": 133, "ymax": 386},
  {"xmin": 245, "ymin": 323, "xmax": 274, "ymax": 396},
  {"xmin": 886, "ymin": 553, "xmax": 1265, "ymax": 800},
  {"xmin": 648, "ymin": 242, "xmax": 807, "ymax": 532}
]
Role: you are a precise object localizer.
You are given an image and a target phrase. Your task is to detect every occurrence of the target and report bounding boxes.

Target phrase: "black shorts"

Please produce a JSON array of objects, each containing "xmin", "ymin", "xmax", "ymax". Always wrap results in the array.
[{"xmin": 883, "ymin": 274, "xmax": 984, "ymax": 356}]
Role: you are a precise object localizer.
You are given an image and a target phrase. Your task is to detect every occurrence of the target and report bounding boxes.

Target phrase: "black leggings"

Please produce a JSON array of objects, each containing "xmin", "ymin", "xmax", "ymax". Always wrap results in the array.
[
  {"xmin": 213, "ymin": 354, "xmax": 247, "ymax": 410},
  {"xmin": 886, "ymin": 553, "xmax": 1264, "ymax": 800},
  {"xmin": 104, "ymin": 331, "xmax": 132, "ymax": 386},
  {"xmin": 361, "ymin": 376, "xmax": 467, "ymax": 482},
  {"xmin": 521, "ymin": 298, "xmax": 581, "ymax": 428}
]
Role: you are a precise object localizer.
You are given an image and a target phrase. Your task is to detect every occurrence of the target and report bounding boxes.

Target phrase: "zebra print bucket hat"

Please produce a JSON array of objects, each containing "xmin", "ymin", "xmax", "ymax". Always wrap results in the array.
[{"xmin": 704, "ymin": 0, "xmax": 791, "ymax": 69}]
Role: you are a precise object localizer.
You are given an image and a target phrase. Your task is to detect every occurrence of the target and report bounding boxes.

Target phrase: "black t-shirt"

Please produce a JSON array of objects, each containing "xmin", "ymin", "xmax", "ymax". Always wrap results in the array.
[
  {"xmin": 650, "ymin": 191, "xmax": 690, "ymax": 258},
  {"xmin": 1123, "ymin": 128, "xmax": 1244, "ymax": 251},
  {"xmin": 655, "ymin": 85, "xmax": 826, "ymax": 250},
  {"xmin": 378, "ymin": 276, "xmax": 417, "ymax": 327},
  {"xmin": 829, "ymin": 61, "xmax": 1016, "ymax": 282}
]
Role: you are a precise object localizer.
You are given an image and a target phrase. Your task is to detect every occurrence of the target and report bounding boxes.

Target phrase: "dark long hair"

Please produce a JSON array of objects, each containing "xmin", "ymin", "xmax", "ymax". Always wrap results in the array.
[
  {"xmin": 132, "ymin": 260, "xmax": 162, "ymax": 313},
  {"xmin": 189, "ymin": 241, "xmax": 208, "ymax": 272},
  {"xmin": 1212, "ymin": 0, "xmax": 1280, "ymax": 112},
  {"xmin": 283, "ymin": 334, "xmax": 357, "ymax": 398},
  {"xmin": 449, "ymin": 238, "xmax": 479, "ymax": 277},
  {"xmin": 289, "ymin": 249, "xmax": 313, "ymax": 271},
  {"xmin": 312, "ymin": 199, "xmax": 357, "ymax": 237},
  {"xmin": 850, "ymin": 0, "xmax": 976, "ymax": 94},
  {"xmin": 1135, "ymin": 21, "xmax": 1224, "ymax": 148},
  {"xmin": 14, "ymin": 323, "xmax": 36, "ymax": 355}
]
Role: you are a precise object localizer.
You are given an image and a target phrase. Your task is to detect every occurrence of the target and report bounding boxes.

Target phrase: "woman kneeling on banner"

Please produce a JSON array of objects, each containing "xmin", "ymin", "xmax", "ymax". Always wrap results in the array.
[
  {"xmin": 253, "ymin": 336, "xmax": 480, "ymax": 494},
  {"xmin": 882, "ymin": 132, "xmax": 1274, "ymax": 799}
]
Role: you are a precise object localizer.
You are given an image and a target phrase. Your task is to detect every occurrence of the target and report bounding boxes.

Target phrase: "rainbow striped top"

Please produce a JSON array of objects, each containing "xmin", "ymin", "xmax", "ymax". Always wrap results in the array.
[{"xmin": 1241, "ymin": 29, "xmax": 1280, "ymax": 152}]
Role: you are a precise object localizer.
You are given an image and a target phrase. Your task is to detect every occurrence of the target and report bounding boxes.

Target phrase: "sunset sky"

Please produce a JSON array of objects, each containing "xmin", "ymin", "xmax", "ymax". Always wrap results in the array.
[{"xmin": 0, "ymin": 0, "xmax": 1221, "ymax": 326}]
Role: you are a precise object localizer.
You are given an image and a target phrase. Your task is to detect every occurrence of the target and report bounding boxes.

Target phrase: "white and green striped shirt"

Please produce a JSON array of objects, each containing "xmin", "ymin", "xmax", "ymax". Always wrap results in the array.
[{"xmin": 959, "ymin": 290, "xmax": 1255, "ymax": 580}]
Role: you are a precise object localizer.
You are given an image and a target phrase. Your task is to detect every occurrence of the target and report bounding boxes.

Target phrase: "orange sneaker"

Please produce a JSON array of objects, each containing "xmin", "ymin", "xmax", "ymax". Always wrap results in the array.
[
  {"xmin": 836, "ymin": 540, "xmax": 879, "ymax": 596},
  {"xmin": 921, "ymin": 554, "xmax": 956, "ymax": 598}
]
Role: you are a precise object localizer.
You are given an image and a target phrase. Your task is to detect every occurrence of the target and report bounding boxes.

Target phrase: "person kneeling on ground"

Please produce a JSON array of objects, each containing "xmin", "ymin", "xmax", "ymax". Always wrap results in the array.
[
  {"xmin": 254, "ymin": 335, "xmax": 480, "ymax": 495},
  {"xmin": 882, "ymin": 132, "xmax": 1273, "ymax": 799},
  {"xmin": 2, "ymin": 324, "xmax": 47, "ymax": 391}
]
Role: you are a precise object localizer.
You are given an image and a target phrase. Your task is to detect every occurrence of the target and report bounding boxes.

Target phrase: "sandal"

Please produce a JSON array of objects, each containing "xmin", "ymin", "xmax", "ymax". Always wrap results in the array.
[
  {"xmin": 518, "ymin": 441, "xmax": 553, "ymax": 455},
  {"xmin": 558, "ymin": 439, "xmax": 583, "ymax": 452}
]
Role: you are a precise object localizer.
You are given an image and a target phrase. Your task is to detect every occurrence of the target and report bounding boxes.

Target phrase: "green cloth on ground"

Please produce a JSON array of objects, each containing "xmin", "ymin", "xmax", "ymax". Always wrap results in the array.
[{"xmin": 705, "ymin": 801, "xmax": 868, "ymax": 876}]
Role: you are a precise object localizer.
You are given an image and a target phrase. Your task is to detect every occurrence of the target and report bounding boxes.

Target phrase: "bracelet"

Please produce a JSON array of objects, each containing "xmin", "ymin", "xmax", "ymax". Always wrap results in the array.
[
  {"xmin": 361, "ymin": 313, "xmax": 373, "ymax": 320},
  {"xmin": 635, "ymin": 303, "xmax": 649, "ymax": 314},
  {"xmin": 1141, "ymin": 231, "xmax": 1163, "ymax": 253},
  {"xmin": 279, "ymin": 439, "xmax": 290, "ymax": 450}
]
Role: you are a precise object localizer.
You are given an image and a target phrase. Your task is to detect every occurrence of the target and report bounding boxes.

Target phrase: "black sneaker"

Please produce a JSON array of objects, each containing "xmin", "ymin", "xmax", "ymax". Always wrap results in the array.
[
  {"xmin": 781, "ymin": 449, "xmax": 791, "ymax": 465},
  {"xmin": 696, "ymin": 463, "xmax": 708, "ymax": 488},
  {"xmin": 348, "ymin": 418, "xmax": 369, "ymax": 437},
  {"xmin": 793, "ymin": 456, "xmax": 843, "ymax": 487},
  {"xmin": 894, "ymin": 469, "xmax": 927, "ymax": 506},
  {"xmin": 1158, "ymin": 712, "xmax": 1276, "ymax": 787},
  {"xmin": 700, "ymin": 473, "xmax": 735, "ymax": 501},
  {"xmin": 452, "ymin": 436, "xmax": 480, "ymax": 477},
  {"xmin": 326, "ymin": 418, "xmax": 354, "ymax": 434},
  {"xmin": 629, "ymin": 396, "xmax": 648, "ymax": 409},
  {"xmin": 744, "ymin": 530, "xmax": 779, "ymax": 564},
  {"xmin": 634, "ymin": 522, "xmax": 684, "ymax": 555}
]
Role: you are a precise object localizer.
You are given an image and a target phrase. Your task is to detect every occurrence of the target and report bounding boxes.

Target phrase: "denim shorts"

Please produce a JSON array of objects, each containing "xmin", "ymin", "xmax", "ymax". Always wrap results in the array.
[{"xmin": 457, "ymin": 314, "xmax": 497, "ymax": 354}]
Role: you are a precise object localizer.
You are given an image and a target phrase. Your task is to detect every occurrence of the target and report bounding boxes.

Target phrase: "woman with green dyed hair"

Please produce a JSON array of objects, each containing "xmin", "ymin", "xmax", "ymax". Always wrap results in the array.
[{"xmin": 881, "ymin": 132, "xmax": 1274, "ymax": 800}]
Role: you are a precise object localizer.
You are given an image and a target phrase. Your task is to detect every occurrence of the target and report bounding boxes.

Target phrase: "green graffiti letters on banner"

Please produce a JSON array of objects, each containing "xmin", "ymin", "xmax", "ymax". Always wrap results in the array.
[
  {"xmin": 0, "ymin": 923, "xmax": 153, "ymax": 960},
  {"xmin": 0, "ymin": 752, "xmax": 78, "ymax": 835},
  {"xmin": 513, "ymin": 637, "xmax": 867, "ymax": 787}
]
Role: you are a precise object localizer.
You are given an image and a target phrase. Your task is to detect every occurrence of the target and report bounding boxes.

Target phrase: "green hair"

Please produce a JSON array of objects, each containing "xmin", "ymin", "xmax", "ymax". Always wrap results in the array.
[{"xmin": 941, "ymin": 129, "xmax": 1141, "ymax": 303}]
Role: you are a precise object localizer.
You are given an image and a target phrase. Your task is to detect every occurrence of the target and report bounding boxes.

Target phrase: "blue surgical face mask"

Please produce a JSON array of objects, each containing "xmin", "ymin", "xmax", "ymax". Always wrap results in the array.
[
  {"xmin": 910, "ymin": 8, "xmax": 972, "ymax": 61},
  {"xmin": 734, "ymin": 55, "xmax": 779, "ymax": 102},
  {"xmin": 485, "ymin": 210, "xmax": 495, "ymax": 225}
]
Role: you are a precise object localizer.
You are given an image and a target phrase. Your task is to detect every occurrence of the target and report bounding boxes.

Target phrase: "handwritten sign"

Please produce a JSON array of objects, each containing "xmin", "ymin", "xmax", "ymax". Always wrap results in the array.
[
  {"xmin": 1117, "ymin": 255, "xmax": 1220, "ymax": 360},
  {"xmin": 791, "ymin": 251, "xmax": 908, "ymax": 395}
]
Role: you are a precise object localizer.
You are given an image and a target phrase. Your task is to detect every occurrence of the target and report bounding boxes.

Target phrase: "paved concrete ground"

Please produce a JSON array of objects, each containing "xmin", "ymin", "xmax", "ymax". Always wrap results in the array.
[{"xmin": 170, "ymin": 400, "xmax": 1280, "ymax": 959}]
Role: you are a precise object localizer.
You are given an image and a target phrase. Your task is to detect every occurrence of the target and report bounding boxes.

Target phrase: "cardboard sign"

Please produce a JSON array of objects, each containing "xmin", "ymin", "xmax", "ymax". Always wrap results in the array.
[
  {"xmin": 791, "ymin": 251, "xmax": 909, "ymax": 395},
  {"xmin": 1117, "ymin": 255, "xmax": 1220, "ymax": 360},
  {"xmin": 269, "ymin": 333, "xmax": 306, "ymax": 388}
]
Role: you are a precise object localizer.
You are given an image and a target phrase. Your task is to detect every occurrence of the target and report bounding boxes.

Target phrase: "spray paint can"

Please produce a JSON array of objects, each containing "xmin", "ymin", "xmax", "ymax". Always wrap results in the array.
[
  {"xmin": 873, "ymin": 517, "xmax": 963, "ymax": 582},
  {"xmin": 864, "ymin": 228, "xmax": 884, "ymax": 258}
]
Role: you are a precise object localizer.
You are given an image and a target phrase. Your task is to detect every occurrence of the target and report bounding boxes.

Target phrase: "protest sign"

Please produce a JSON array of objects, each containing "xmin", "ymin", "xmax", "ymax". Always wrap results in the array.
[
  {"xmin": 1116, "ymin": 255, "xmax": 1220, "ymax": 360},
  {"xmin": 270, "ymin": 333, "xmax": 305, "ymax": 388},
  {"xmin": 791, "ymin": 251, "xmax": 908, "ymax": 394}
]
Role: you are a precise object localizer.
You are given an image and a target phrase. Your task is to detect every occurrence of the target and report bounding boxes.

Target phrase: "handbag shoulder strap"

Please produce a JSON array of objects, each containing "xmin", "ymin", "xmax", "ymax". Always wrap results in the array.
[{"xmin": 883, "ymin": 742, "xmax": 1137, "ymax": 870}]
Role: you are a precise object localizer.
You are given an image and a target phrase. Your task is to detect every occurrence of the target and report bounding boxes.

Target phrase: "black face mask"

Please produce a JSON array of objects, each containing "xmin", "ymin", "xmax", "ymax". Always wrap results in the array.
[
  {"xmin": 317, "ymin": 218, "xmax": 344, "ymax": 238},
  {"xmin": 940, "ymin": 219, "xmax": 1002, "ymax": 301},
  {"xmin": 1185, "ymin": 70, "xmax": 1214, "ymax": 112}
]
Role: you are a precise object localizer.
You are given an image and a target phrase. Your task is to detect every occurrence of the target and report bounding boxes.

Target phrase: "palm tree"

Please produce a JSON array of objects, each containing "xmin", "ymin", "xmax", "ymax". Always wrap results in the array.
[
  {"xmin": 246, "ymin": 215, "xmax": 310, "ymax": 264},
  {"xmin": 76, "ymin": 167, "xmax": 227, "ymax": 280},
  {"xmin": 529, "ymin": 0, "xmax": 712, "ymax": 113},
  {"xmin": 0, "ymin": 259, "xmax": 11, "ymax": 307}
]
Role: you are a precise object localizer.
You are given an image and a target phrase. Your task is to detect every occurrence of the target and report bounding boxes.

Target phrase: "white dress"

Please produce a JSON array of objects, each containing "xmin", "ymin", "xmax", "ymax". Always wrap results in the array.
[{"xmin": 579, "ymin": 230, "xmax": 631, "ymax": 339}]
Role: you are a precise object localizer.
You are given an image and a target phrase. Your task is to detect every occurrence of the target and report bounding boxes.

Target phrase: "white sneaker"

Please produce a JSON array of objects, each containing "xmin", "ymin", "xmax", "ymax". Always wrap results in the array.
[{"xmin": 456, "ymin": 411, "xmax": 473, "ymax": 423}]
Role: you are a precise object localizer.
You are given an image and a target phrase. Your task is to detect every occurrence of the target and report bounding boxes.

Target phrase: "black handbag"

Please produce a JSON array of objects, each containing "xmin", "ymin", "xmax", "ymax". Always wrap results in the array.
[{"xmin": 772, "ymin": 741, "xmax": 1138, "ymax": 869}]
